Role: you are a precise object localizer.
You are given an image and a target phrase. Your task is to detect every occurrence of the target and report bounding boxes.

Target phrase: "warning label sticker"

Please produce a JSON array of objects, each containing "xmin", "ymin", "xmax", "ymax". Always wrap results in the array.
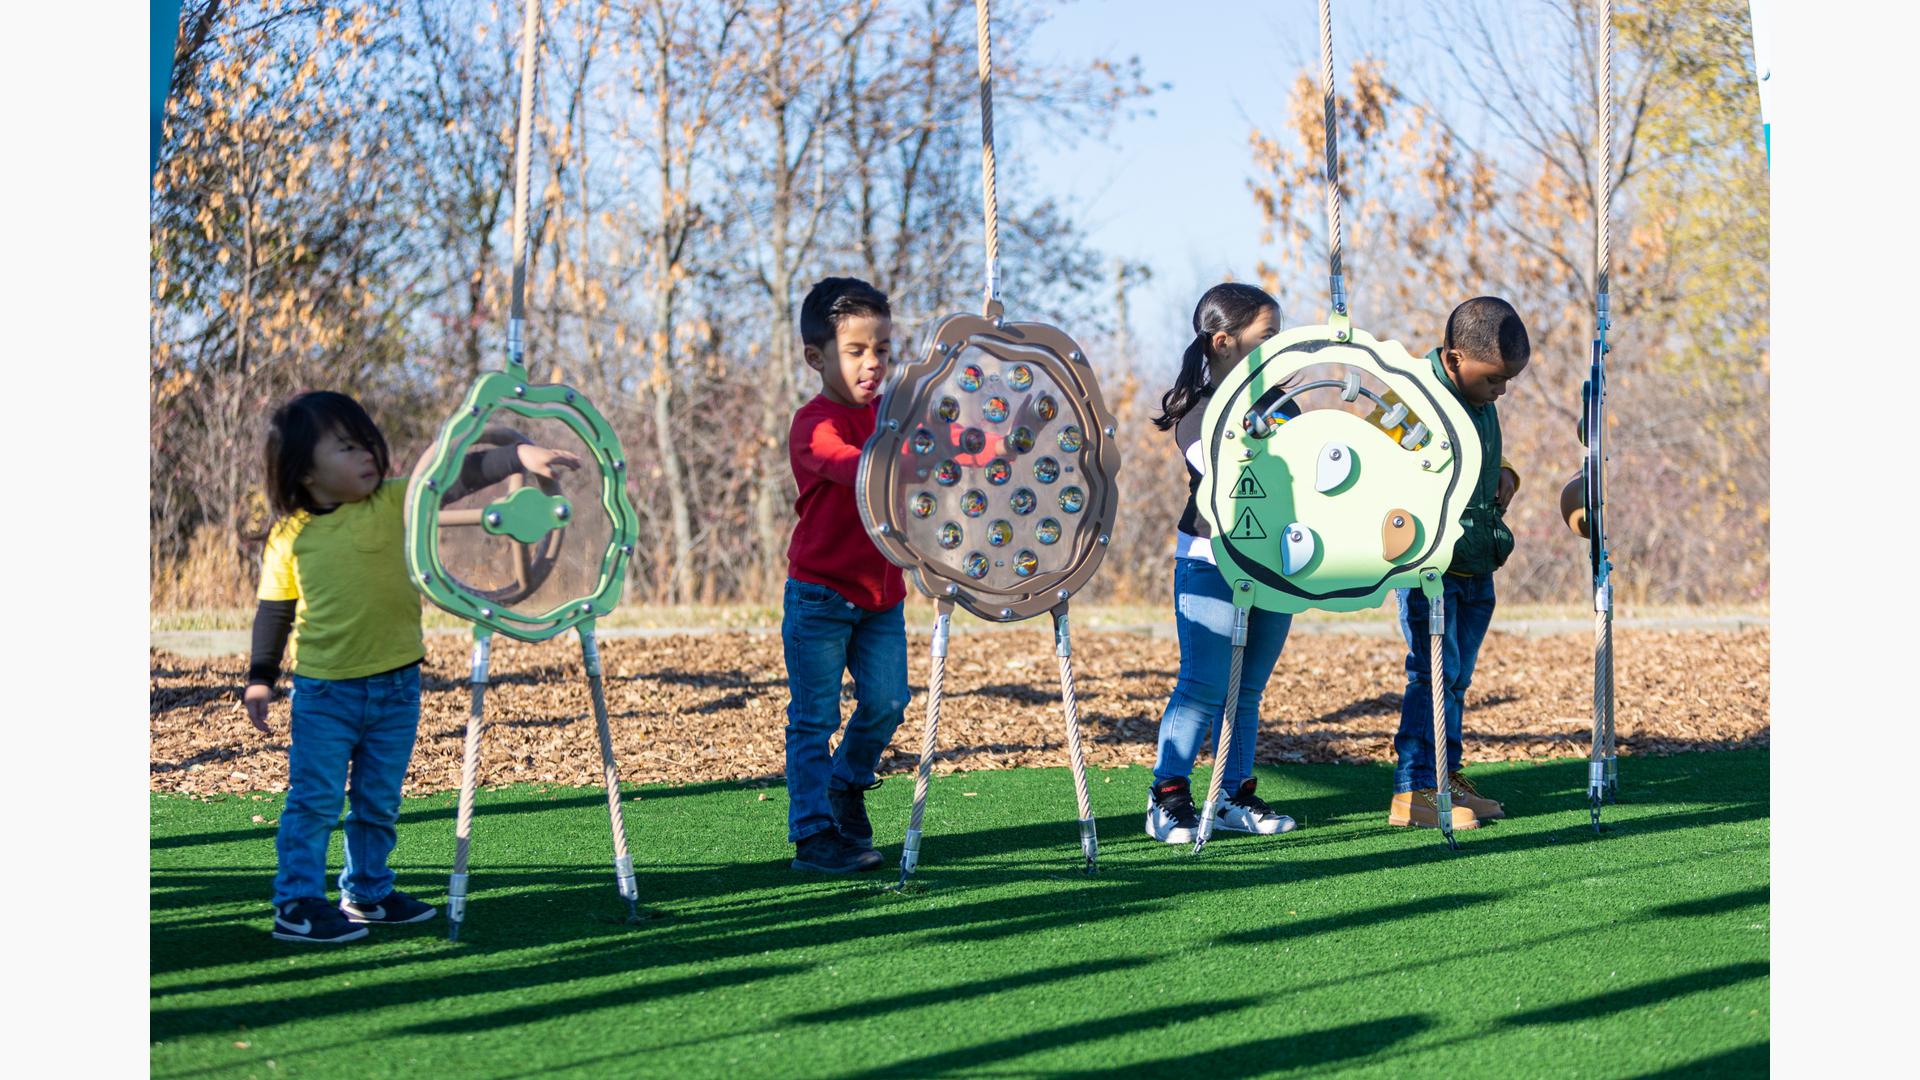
[
  {"xmin": 1233, "ymin": 466, "xmax": 1267, "ymax": 500},
  {"xmin": 1229, "ymin": 507, "xmax": 1267, "ymax": 540}
]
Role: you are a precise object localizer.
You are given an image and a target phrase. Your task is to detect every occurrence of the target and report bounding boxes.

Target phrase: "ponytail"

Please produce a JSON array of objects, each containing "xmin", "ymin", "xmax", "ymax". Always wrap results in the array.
[
  {"xmin": 1152, "ymin": 282, "xmax": 1280, "ymax": 431},
  {"xmin": 1152, "ymin": 334, "xmax": 1212, "ymax": 431}
]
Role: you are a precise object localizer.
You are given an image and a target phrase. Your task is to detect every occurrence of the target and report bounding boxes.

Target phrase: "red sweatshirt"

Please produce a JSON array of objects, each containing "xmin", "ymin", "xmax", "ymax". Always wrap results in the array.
[{"xmin": 787, "ymin": 394, "xmax": 908, "ymax": 611}]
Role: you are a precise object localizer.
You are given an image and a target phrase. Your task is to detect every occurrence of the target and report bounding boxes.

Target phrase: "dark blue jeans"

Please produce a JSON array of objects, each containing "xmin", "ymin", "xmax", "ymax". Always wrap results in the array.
[
  {"xmin": 1153, "ymin": 557, "xmax": 1293, "ymax": 792},
  {"xmin": 272, "ymin": 664, "xmax": 421, "ymax": 906},
  {"xmin": 1393, "ymin": 573, "xmax": 1497, "ymax": 792},
  {"xmin": 781, "ymin": 579, "xmax": 911, "ymax": 843}
]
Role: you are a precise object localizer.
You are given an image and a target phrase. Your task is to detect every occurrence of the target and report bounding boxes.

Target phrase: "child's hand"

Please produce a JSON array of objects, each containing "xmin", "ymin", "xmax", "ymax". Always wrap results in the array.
[
  {"xmin": 243, "ymin": 684, "xmax": 274, "ymax": 734},
  {"xmin": 1496, "ymin": 467, "xmax": 1519, "ymax": 511},
  {"xmin": 516, "ymin": 444, "xmax": 584, "ymax": 480}
]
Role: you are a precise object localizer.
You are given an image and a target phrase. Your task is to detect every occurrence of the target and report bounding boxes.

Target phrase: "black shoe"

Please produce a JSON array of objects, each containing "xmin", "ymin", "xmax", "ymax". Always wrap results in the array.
[
  {"xmin": 1145, "ymin": 777, "xmax": 1201, "ymax": 845},
  {"xmin": 792, "ymin": 828, "xmax": 884, "ymax": 873},
  {"xmin": 827, "ymin": 780, "xmax": 882, "ymax": 850},
  {"xmin": 340, "ymin": 889, "xmax": 437, "ymax": 925},
  {"xmin": 273, "ymin": 897, "xmax": 370, "ymax": 944}
]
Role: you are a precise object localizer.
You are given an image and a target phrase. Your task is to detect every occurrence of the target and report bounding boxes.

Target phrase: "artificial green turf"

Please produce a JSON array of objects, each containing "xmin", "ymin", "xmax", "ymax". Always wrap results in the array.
[{"xmin": 151, "ymin": 751, "xmax": 1768, "ymax": 1078}]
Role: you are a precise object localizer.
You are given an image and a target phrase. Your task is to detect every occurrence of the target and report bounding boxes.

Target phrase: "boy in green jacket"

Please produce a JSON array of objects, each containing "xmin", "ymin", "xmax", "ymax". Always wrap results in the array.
[{"xmin": 1387, "ymin": 296, "xmax": 1530, "ymax": 830}]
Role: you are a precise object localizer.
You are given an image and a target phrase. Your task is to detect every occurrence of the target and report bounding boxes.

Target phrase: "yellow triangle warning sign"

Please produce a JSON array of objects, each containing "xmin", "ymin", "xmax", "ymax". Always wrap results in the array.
[
  {"xmin": 1230, "ymin": 507, "xmax": 1267, "ymax": 540},
  {"xmin": 1233, "ymin": 467, "xmax": 1267, "ymax": 500}
]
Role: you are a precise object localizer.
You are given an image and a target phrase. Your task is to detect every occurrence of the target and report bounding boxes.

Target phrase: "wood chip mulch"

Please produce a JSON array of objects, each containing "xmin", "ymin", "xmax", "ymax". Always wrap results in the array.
[{"xmin": 150, "ymin": 627, "xmax": 1768, "ymax": 797}]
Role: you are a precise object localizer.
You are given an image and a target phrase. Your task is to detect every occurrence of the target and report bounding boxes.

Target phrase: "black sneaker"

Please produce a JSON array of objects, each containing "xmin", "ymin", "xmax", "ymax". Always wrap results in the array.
[
  {"xmin": 272, "ymin": 897, "xmax": 369, "ymax": 944},
  {"xmin": 340, "ymin": 889, "xmax": 437, "ymax": 925},
  {"xmin": 1145, "ymin": 777, "xmax": 1201, "ymax": 845},
  {"xmin": 1215, "ymin": 778, "xmax": 1298, "ymax": 835},
  {"xmin": 827, "ymin": 780, "xmax": 882, "ymax": 850},
  {"xmin": 792, "ymin": 828, "xmax": 884, "ymax": 873}
]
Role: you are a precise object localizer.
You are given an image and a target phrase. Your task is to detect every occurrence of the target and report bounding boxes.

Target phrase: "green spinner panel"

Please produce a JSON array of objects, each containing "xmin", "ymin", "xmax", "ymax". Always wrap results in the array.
[
  {"xmin": 405, "ymin": 370, "xmax": 639, "ymax": 642},
  {"xmin": 1197, "ymin": 322, "xmax": 1482, "ymax": 613}
]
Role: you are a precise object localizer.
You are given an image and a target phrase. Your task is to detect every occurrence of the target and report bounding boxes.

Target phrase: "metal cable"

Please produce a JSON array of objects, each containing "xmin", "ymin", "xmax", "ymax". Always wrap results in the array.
[
  {"xmin": 507, "ymin": 0, "xmax": 542, "ymax": 360},
  {"xmin": 974, "ymin": 0, "xmax": 1000, "ymax": 312},
  {"xmin": 900, "ymin": 602, "xmax": 953, "ymax": 882},
  {"xmin": 448, "ymin": 633, "xmax": 492, "ymax": 938},
  {"xmin": 1195, "ymin": 610, "xmax": 1248, "ymax": 852},
  {"xmin": 1596, "ymin": 0, "xmax": 1612, "ymax": 307},
  {"xmin": 1430, "ymin": 629, "xmax": 1452, "ymax": 840},
  {"xmin": 1054, "ymin": 609, "xmax": 1096, "ymax": 869},
  {"xmin": 582, "ymin": 628, "xmax": 638, "ymax": 914},
  {"xmin": 1317, "ymin": 0, "xmax": 1345, "ymax": 310}
]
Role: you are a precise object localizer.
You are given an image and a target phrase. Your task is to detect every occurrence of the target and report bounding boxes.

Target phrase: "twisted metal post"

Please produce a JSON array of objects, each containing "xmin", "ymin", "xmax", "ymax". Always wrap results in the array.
[
  {"xmin": 899, "ymin": 599, "xmax": 954, "ymax": 886},
  {"xmin": 1193, "ymin": 604, "xmax": 1250, "ymax": 853},
  {"xmin": 974, "ymin": 0, "xmax": 1001, "ymax": 317},
  {"xmin": 448, "ymin": 629, "xmax": 493, "ymax": 941},
  {"xmin": 506, "ymin": 0, "xmax": 542, "ymax": 368},
  {"xmin": 1428, "ymin": 584, "xmax": 1456, "ymax": 850},
  {"xmin": 1317, "ymin": 0, "xmax": 1346, "ymax": 321},
  {"xmin": 580, "ymin": 624, "xmax": 639, "ymax": 919},
  {"xmin": 1053, "ymin": 605, "xmax": 1097, "ymax": 873}
]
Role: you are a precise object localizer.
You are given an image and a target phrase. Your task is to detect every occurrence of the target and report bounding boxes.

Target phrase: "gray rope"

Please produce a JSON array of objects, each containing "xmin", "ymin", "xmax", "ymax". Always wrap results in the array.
[
  {"xmin": 975, "ymin": 0, "xmax": 1000, "ymax": 312},
  {"xmin": 1596, "ymin": 0, "xmax": 1612, "ymax": 309},
  {"xmin": 1194, "ymin": 608, "xmax": 1248, "ymax": 852},
  {"xmin": 1317, "ymin": 0, "xmax": 1345, "ymax": 311},
  {"xmin": 581, "ymin": 628, "xmax": 638, "ymax": 913},
  {"xmin": 507, "ymin": 0, "xmax": 542, "ymax": 360},
  {"xmin": 1053, "ymin": 609, "xmax": 1096, "ymax": 869},
  {"xmin": 1430, "ymin": 628, "xmax": 1452, "ymax": 838},
  {"xmin": 1602, "ymin": 604, "xmax": 1617, "ymax": 780},
  {"xmin": 448, "ymin": 633, "xmax": 492, "ymax": 938},
  {"xmin": 900, "ymin": 602, "xmax": 952, "ymax": 882}
]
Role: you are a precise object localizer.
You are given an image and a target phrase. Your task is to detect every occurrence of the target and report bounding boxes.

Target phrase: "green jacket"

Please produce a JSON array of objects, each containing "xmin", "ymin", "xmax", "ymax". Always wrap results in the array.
[{"xmin": 1427, "ymin": 348, "xmax": 1514, "ymax": 576}]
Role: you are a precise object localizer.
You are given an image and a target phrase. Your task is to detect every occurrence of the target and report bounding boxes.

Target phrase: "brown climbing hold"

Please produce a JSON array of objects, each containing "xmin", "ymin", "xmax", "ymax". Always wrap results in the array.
[
  {"xmin": 1382, "ymin": 508, "xmax": 1416, "ymax": 561},
  {"xmin": 1560, "ymin": 472, "xmax": 1590, "ymax": 539}
]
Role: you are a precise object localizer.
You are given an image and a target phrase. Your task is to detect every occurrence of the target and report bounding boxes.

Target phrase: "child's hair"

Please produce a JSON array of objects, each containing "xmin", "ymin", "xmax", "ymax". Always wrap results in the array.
[
  {"xmin": 264, "ymin": 391, "xmax": 391, "ymax": 516},
  {"xmin": 1443, "ymin": 296, "xmax": 1530, "ymax": 367},
  {"xmin": 799, "ymin": 276, "xmax": 891, "ymax": 351},
  {"xmin": 1152, "ymin": 282, "xmax": 1280, "ymax": 430}
]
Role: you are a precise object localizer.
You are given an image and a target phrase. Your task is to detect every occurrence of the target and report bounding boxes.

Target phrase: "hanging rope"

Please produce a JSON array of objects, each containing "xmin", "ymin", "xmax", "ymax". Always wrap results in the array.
[
  {"xmin": 1589, "ymin": 0, "xmax": 1618, "ymax": 815},
  {"xmin": 900, "ymin": 601, "xmax": 953, "ymax": 884},
  {"xmin": 1317, "ymin": 0, "xmax": 1346, "ymax": 317},
  {"xmin": 1596, "ymin": 0, "xmax": 1613, "ymax": 317},
  {"xmin": 1194, "ymin": 607, "xmax": 1248, "ymax": 852},
  {"xmin": 974, "ymin": 0, "xmax": 1001, "ymax": 314},
  {"xmin": 507, "ymin": 0, "xmax": 543, "ymax": 365},
  {"xmin": 1054, "ymin": 609, "xmax": 1096, "ymax": 870}
]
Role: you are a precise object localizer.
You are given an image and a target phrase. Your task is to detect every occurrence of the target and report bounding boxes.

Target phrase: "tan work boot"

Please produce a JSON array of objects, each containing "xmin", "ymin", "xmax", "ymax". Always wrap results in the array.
[
  {"xmin": 1448, "ymin": 772, "xmax": 1505, "ymax": 821},
  {"xmin": 1388, "ymin": 789, "xmax": 1479, "ymax": 830}
]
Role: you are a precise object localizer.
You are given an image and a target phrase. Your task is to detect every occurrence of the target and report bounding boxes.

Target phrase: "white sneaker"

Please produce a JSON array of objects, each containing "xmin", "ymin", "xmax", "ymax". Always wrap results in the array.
[
  {"xmin": 1144, "ymin": 778, "xmax": 1201, "ymax": 844},
  {"xmin": 1213, "ymin": 778, "xmax": 1297, "ymax": 835}
]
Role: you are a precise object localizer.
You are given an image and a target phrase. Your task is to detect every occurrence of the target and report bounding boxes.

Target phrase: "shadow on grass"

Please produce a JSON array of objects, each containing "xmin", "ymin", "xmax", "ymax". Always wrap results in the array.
[
  {"xmin": 1629, "ymin": 1041, "xmax": 1769, "ymax": 1077},
  {"xmin": 151, "ymin": 751, "xmax": 1768, "ymax": 1043},
  {"xmin": 1500, "ymin": 962, "xmax": 1769, "ymax": 1028}
]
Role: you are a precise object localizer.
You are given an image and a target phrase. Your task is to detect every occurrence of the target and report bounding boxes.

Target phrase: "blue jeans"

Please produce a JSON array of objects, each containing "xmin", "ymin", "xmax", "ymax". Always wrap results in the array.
[
  {"xmin": 1153, "ymin": 557, "xmax": 1292, "ymax": 792},
  {"xmin": 1394, "ymin": 573, "xmax": 1497, "ymax": 792},
  {"xmin": 272, "ymin": 664, "xmax": 421, "ymax": 907},
  {"xmin": 781, "ymin": 579, "xmax": 911, "ymax": 843}
]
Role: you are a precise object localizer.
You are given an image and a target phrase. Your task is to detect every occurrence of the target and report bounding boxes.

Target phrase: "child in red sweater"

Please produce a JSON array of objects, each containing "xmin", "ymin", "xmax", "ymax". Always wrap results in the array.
[{"xmin": 782, "ymin": 277, "xmax": 909, "ymax": 873}]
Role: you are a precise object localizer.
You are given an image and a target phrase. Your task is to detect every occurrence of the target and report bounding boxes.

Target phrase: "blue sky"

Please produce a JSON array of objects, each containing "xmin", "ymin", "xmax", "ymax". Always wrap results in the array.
[{"xmin": 1013, "ymin": 0, "xmax": 1501, "ymax": 363}]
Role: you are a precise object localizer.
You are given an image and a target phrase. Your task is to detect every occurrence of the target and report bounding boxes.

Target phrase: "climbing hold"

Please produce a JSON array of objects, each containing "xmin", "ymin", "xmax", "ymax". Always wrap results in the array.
[
  {"xmin": 1280, "ymin": 523, "xmax": 1316, "ymax": 575},
  {"xmin": 1315, "ymin": 442, "xmax": 1353, "ymax": 492},
  {"xmin": 1382, "ymin": 508, "xmax": 1417, "ymax": 561}
]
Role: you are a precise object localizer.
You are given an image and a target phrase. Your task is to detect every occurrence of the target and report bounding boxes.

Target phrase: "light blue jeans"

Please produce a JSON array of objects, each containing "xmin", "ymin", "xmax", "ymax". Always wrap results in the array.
[
  {"xmin": 1153, "ymin": 557, "xmax": 1293, "ymax": 792},
  {"xmin": 781, "ymin": 579, "xmax": 911, "ymax": 843},
  {"xmin": 272, "ymin": 664, "xmax": 421, "ymax": 906},
  {"xmin": 1393, "ymin": 573, "xmax": 1497, "ymax": 792}
]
